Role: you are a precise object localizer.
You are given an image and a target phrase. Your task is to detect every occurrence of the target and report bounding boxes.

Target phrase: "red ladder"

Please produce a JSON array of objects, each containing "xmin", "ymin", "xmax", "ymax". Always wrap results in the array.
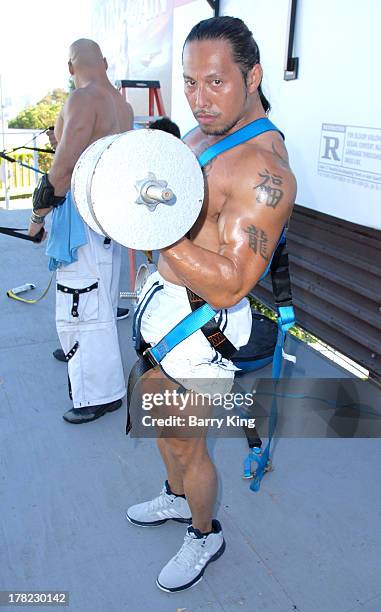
[{"xmin": 117, "ymin": 79, "xmax": 166, "ymax": 124}]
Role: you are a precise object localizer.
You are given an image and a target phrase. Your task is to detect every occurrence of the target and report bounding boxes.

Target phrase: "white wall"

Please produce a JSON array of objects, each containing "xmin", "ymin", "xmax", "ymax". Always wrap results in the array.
[
  {"xmin": 171, "ymin": 0, "xmax": 213, "ymax": 135},
  {"xmin": 220, "ymin": 0, "xmax": 381, "ymax": 229}
]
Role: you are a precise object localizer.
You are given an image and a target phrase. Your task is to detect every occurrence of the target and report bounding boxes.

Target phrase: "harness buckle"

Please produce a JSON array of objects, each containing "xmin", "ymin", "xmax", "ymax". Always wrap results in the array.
[{"xmin": 143, "ymin": 347, "xmax": 160, "ymax": 367}]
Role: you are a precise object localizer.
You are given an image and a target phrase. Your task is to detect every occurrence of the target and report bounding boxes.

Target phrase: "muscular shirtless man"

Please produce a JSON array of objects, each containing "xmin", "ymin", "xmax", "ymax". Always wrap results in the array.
[
  {"xmin": 29, "ymin": 39, "xmax": 134, "ymax": 423},
  {"xmin": 127, "ymin": 17, "xmax": 296, "ymax": 592}
]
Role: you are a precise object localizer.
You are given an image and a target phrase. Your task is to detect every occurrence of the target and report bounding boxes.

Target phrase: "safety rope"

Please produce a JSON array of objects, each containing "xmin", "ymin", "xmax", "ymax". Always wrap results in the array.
[
  {"xmin": 0, "ymin": 226, "xmax": 45, "ymax": 242},
  {"xmin": 3, "ymin": 126, "xmax": 52, "ymax": 154},
  {"xmin": 10, "ymin": 145, "xmax": 54, "ymax": 154},
  {"xmin": 0, "ymin": 126, "xmax": 54, "ymax": 173},
  {"xmin": 0, "ymin": 151, "xmax": 44, "ymax": 174},
  {"xmin": 6, "ymin": 272, "xmax": 54, "ymax": 303}
]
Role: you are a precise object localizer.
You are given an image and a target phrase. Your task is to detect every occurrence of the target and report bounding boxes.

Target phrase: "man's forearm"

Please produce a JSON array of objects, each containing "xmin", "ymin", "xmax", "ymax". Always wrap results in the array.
[
  {"xmin": 161, "ymin": 240, "xmax": 243, "ymax": 309},
  {"xmin": 47, "ymin": 134, "xmax": 81, "ymax": 196},
  {"xmin": 48, "ymin": 161, "xmax": 73, "ymax": 196}
]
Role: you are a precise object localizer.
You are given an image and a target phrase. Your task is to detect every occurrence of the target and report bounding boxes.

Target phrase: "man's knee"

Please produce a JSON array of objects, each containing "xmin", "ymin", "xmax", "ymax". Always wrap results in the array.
[{"xmin": 164, "ymin": 437, "xmax": 207, "ymax": 470}]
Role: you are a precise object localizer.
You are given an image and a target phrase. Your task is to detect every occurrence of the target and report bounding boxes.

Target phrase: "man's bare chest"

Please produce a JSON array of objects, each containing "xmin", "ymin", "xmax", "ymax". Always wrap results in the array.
[
  {"xmin": 187, "ymin": 133, "xmax": 235, "ymax": 218},
  {"xmin": 202, "ymin": 156, "xmax": 230, "ymax": 221}
]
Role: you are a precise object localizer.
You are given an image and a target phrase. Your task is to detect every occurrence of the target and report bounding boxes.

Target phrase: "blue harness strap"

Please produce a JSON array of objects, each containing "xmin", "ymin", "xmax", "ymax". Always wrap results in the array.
[
  {"xmin": 245, "ymin": 303, "xmax": 296, "ymax": 491},
  {"xmin": 144, "ymin": 302, "xmax": 216, "ymax": 366},
  {"xmin": 197, "ymin": 118, "xmax": 280, "ymax": 167}
]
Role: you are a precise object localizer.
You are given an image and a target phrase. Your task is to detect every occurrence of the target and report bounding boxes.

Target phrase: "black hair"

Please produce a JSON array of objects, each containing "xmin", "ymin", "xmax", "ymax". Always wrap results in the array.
[
  {"xmin": 149, "ymin": 117, "xmax": 181, "ymax": 139},
  {"xmin": 183, "ymin": 16, "xmax": 270, "ymax": 113}
]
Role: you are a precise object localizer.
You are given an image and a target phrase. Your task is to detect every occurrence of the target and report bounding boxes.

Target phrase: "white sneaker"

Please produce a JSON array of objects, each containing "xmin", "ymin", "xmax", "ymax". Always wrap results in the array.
[
  {"xmin": 156, "ymin": 520, "xmax": 225, "ymax": 592},
  {"xmin": 126, "ymin": 483, "xmax": 192, "ymax": 526}
]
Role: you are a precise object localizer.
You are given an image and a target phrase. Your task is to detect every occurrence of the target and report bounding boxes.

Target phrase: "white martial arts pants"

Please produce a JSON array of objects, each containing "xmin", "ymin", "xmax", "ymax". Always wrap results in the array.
[
  {"xmin": 55, "ymin": 225, "xmax": 126, "ymax": 408},
  {"xmin": 136, "ymin": 271, "xmax": 252, "ymax": 395}
]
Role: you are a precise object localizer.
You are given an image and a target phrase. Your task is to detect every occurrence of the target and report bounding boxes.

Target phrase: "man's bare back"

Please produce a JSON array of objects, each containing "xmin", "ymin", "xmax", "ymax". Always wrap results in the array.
[
  {"xmin": 28, "ymin": 39, "xmax": 133, "ymax": 234},
  {"xmin": 29, "ymin": 38, "xmax": 134, "ymax": 236},
  {"xmin": 55, "ymin": 82, "xmax": 133, "ymax": 146},
  {"xmin": 51, "ymin": 82, "xmax": 133, "ymax": 198}
]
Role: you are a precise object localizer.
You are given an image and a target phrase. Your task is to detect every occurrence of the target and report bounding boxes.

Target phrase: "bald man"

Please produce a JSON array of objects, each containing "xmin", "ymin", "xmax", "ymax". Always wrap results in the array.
[{"xmin": 29, "ymin": 39, "xmax": 134, "ymax": 423}]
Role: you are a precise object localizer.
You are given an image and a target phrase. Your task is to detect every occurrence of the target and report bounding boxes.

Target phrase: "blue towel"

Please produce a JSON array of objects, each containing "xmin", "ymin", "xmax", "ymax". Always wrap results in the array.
[{"xmin": 46, "ymin": 191, "xmax": 87, "ymax": 271}]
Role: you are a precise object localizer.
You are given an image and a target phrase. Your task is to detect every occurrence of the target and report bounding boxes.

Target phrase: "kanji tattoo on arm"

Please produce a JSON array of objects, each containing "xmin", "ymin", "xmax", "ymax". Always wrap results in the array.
[
  {"xmin": 244, "ymin": 225, "xmax": 269, "ymax": 261},
  {"xmin": 254, "ymin": 168, "xmax": 284, "ymax": 208}
]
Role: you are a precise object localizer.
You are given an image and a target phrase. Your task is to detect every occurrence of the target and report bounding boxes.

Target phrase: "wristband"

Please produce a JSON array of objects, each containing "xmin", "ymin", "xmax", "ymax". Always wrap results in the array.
[{"xmin": 30, "ymin": 211, "xmax": 46, "ymax": 224}]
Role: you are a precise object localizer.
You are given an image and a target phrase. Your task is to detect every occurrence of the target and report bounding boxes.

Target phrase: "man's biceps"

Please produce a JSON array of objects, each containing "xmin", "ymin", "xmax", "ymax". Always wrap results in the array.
[
  {"xmin": 243, "ymin": 206, "xmax": 287, "ymax": 235},
  {"xmin": 238, "ymin": 221, "xmax": 276, "ymax": 263}
]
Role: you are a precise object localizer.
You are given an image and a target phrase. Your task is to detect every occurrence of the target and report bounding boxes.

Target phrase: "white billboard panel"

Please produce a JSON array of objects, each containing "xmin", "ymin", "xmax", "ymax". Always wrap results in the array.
[
  {"xmin": 171, "ymin": 0, "xmax": 213, "ymax": 133},
  {"xmin": 178, "ymin": 0, "xmax": 380, "ymax": 230},
  {"xmin": 91, "ymin": 0, "xmax": 173, "ymax": 116}
]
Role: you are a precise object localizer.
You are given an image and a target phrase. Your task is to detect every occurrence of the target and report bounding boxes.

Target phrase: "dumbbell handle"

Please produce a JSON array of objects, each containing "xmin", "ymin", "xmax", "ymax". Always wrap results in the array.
[
  {"xmin": 144, "ymin": 184, "xmax": 174, "ymax": 203},
  {"xmin": 135, "ymin": 173, "xmax": 174, "ymax": 209}
]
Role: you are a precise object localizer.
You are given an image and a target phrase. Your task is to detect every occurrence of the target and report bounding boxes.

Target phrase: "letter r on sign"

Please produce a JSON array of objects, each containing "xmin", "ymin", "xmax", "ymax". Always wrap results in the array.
[{"xmin": 321, "ymin": 136, "xmax": 340, "ymax": 161}]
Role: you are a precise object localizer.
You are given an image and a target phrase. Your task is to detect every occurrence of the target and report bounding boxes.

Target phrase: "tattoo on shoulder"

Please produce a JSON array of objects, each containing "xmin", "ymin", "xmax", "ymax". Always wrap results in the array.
[
  {"xmin": 203, "ymin": 158, "xmax": 214, "ymax": 177},
  {"xmin": 271, "ymin": 142, "xmax": 289, "ymax": 169},
  {"xmin": 244, "ymin": 225, "xmax": 269, "ymax": 261},
  {"xmin": 254, "ymin": 168, "xmax": 283, "ymax": 209}
]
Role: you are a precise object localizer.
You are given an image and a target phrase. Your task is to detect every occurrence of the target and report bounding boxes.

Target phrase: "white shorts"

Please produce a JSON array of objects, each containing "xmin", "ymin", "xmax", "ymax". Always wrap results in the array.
[{"xmin": 134, "ymin": 271, "xmax": 252, "ymax": 395}]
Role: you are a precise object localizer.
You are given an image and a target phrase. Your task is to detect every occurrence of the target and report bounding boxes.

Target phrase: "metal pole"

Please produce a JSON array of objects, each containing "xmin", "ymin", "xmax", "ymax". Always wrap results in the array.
[
  {"xmin": 0, "ymin": 74, "xmax": 10, "ymax": 209},
  {"xmin": 284, "ymin": 0, "xmax": 299, "ymax": 80},
  {"xmin": 32, "ymin": 131, "xmax": 39, "ymax": 184}
]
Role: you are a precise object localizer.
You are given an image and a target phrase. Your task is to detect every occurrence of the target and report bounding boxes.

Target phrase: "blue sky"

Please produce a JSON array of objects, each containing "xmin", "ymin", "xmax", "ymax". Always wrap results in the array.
[{"xmin": 0, "ymin": 0, "xmax": 92, "ymax": 119}]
